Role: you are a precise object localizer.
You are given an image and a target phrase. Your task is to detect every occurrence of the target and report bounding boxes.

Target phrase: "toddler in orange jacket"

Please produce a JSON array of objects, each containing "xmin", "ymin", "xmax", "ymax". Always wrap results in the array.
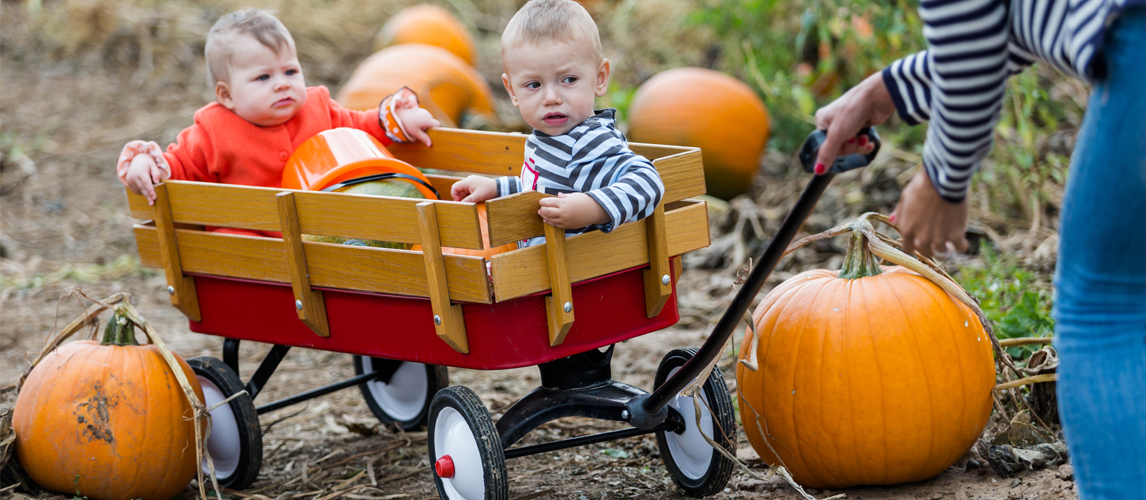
[{"xmin": 118, "ymin": 9, "xmax": 439, "ymax": 206}]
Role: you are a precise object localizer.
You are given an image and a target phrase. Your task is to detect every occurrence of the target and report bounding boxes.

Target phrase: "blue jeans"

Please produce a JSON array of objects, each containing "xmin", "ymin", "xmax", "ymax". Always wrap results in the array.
[{"xmin": 1053, "ymin": 7, "xmax": 1146, "ymax": 499}]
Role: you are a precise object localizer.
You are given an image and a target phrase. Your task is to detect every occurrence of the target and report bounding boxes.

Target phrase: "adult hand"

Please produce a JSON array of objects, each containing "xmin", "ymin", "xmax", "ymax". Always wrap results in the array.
[
  {"xmin": 813, "ymin": 72, "xmax": 896, "ymax": 174},
  {"xmin": 538, "ymin": 192, "xmax": 609, "ymax": 229},
  {"xmin": 892, "ymin": 170, "xmax": 969, "ymax": 258}
]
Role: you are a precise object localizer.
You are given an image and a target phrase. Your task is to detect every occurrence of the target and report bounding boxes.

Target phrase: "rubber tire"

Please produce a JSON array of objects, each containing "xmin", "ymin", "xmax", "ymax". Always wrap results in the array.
[
  {"xmin": 653, "ymin": 347, "xmax": 736, "ymax": 497},
  {"xmin": 188, "ymin": 356, "xmax": 263, "ymax": 490},
  {"xmin": 428, "ymin": 386, "xmax": 509, "ymax": 500},
  {"xmin": 354, "ymin": 356, "xmax": 449, "ymax": 431}
]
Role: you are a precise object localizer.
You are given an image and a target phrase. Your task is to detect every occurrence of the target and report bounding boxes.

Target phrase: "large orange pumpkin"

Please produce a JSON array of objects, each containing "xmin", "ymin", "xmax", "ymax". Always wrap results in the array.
[
  {"xmin": 13, "ymin": 311, "xmax": 205, "ymax": 500},
  {"xmin": 627, "ymin": 68, "xmax": 770, "ymax": 200},
  {"xmin": 375, "ymin": 4, "xmax": 476, "ymax": 65},
  {"xmin": 336, "ymin": 44, "xmax": 494, "ymax": 128},
  {"xmin": 736, "ymin": 242, "xmax": 995, "ymax": 489}
]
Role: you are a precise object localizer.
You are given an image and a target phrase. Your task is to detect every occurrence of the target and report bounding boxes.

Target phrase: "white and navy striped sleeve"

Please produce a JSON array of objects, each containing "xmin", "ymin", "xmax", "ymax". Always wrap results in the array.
[
  {"xmin": 568, "ymin": 126, "xmax": 665, "ymax": 233},
  {"xmin": 495, "ymin": 175, "xmax": 522, "ymax": 197},
  {"xmin": 881, "ymin": 0, "xmax": 1033, "ymax": 202}
]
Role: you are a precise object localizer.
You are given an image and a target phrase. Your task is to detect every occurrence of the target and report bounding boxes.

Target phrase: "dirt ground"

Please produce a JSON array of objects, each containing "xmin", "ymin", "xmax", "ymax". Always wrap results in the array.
[{"xmin": 1, "ymin": 3, "xmax": 1074, "ymax": 499}]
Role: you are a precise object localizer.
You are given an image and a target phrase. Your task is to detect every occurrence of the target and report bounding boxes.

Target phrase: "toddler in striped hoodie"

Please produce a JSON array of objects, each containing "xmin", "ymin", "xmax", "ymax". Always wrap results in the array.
[{"xmin": 450, "ymin": 0, "xmax": 664, "ymax": 247}]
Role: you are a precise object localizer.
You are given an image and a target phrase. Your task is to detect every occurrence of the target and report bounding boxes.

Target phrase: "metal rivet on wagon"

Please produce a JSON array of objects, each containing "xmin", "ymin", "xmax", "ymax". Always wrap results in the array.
[
  {"xmin": 563, "ymin": 302, "xmax": 572, "ymax": 313},
  {"xmin": 434, "ymin": 315, "xmax": 442, "ymax": 325},
  {"xmin": 295, "ymin": 300, "xmax": 303, "ymax": 310},
  {"xmin": 661, "ymin": 274, "xmax": 671, "ymax": 286},
  {"xmin": 621, "ymin": 410, "xmax": 630, "ymax": 420},
  {"xmin": 167, "ymin": 286, "xmax": 175, "ymax": 295}
]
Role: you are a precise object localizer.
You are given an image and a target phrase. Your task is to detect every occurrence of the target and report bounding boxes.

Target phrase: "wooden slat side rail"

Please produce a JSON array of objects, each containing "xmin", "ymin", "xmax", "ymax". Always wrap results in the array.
[
  {"xmin": 277, "ymin": 192, "xmax": 330, "ymax": 337},
  {"xmin": 384, "ymin": 128, "xmax": 696, "ymax": 176},
  {"xmin": 542, "ymin": 224, "xmax": 574, "ymax": 347},
  {"xmin": 417, "ymin": 201, "xmax": 469, "ymax": 353},
  {"xmin": 490, "ymin": 200, "xmax": 709, "ymax": 301},
  {"xmin": 642, "ymin": 204, "xmax": 672, "ymax": 318},
  {"xmin": 152, "ymin": 184, "xmax": 201, "ymax": 321},
  {"xmin": 651, "ymin": 149, "xmax": 707, "ymax": 204},
  {"xmin": 485, "ymin": 191, "xmax": 547, "ymax": 249},
  {"xmin": 133, "ymin": 227, "xmax": 493, "ymax": 303},
  {"xmin": 129, "ymin": 183, "xmax": 485, "ymax": 249},
  {"xmin": 387, "ymin": 129, "xmax": 526, "ymax": 176},
  {"xmin": 292, "ymin": 192, "xmax": 482, "ymax": 249},
  {"xmin": 483, "ymin": 149, "xmax": 706, "ymax": 248},
  {"xmin": 628, "ymin": 142, "xmax": 695, "ymax": 161}
]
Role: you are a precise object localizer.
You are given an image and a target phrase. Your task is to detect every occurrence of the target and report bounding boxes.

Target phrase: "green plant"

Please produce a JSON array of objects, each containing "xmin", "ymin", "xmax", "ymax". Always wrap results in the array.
[
  {"xmin": 691, "ymin": 0, "xmax": 927, "ymax": 151},
  {"xmin": 956, "ymin": 246, "xmax": 1055, "ymax": 359}
]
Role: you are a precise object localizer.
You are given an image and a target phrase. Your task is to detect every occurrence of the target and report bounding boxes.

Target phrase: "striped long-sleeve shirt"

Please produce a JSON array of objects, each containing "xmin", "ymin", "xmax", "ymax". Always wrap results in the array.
[
  {"xmin": 495, "ymin": 109, "xmax": 665, "ymax": 244},
  {"xmin": 882, "ymin": 0, "xmax": 1142, "ymax": 202}
]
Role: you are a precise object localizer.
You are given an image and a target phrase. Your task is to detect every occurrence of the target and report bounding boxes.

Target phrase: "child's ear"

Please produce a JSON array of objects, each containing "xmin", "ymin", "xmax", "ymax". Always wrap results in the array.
[
  {"xmin": 215, "ymin": 81, "xmax": 235, "ymax": 110},
  {"xmin": 501, "ymin": 73, "xmax": 520, "ymax": 108},
  {"xmin": 595, "ymin": 58, "xmax": 611, "ymax": 97}
]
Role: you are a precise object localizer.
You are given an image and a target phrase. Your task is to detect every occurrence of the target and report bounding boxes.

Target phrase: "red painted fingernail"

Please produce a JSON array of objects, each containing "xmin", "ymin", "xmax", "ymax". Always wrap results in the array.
[
  {"xmin": 889, "ymin": 214, "xmax": 898, "ymax": 223},
  {"xmin": 858, "ymin": 136, "xmax": 867, "ymax": 146},
  {"xmin": 848, "ymin": 137, "xmax": 856, "ymax": 144},
  {"xmin": 814, "ymin": 163, "xmax": 826, "ymax": 175}
]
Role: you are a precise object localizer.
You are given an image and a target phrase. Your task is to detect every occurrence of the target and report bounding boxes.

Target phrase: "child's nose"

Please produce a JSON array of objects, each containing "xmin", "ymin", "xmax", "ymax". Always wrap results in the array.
[{"xmin": 544, "ymin": 88, "xmax": 562, "ymax": 105}]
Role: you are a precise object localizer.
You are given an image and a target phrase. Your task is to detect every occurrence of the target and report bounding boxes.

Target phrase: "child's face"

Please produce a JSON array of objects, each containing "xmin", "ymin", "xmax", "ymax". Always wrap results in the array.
[
  {"xmin": 502, "ymin": 41, "xmax": 610, "ymax": 136},
  {"xmin": 215, "ymin": 34, "xmax": 307, "ymax": 127}
]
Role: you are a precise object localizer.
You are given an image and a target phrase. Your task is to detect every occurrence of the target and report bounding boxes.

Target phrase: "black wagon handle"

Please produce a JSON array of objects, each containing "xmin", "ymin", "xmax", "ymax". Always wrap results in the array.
[
  {"xmin": 798, "ymin": 127, "xmax": 881, "ymax": 174},
  {"xmin": 641, "ymin": 128, "xmax": 880, "ymax": 414}
]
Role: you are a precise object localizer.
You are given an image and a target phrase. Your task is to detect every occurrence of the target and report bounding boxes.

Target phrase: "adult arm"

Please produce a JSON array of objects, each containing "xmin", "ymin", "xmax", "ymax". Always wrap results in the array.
[{"xmin": 818, "ymin": 0, "xmax": 1036, "ymax": 255}]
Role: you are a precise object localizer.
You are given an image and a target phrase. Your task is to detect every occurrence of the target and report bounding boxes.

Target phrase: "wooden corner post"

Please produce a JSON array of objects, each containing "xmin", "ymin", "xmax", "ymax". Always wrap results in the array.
[
  {"xmin": 153, "ymin": 183, "xmax": 201, "ymax": 322},
  {"xmin": 417, "ymin": 201, "xmax": 469, "ymax": 354},
  {"xmin": 642, "ymin": 203, "xmax": 672, "ymax": 318},
  {"xmin": 543, "ymin": 223, "xmax": 574, "ymax": 346},
  {"xmin": 277, "ymin": 192, "xmax": 330, "ymax": 337}
]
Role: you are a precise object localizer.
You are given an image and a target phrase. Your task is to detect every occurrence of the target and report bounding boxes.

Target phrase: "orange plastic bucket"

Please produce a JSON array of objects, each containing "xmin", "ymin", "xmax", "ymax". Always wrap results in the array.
[{"xmin": 282, "ymin": 128, "xmax": 438, "ymax": 199}]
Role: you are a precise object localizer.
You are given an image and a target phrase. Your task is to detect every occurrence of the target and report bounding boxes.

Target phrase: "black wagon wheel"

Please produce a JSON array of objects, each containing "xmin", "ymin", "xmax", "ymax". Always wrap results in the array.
[
  {"xmin": 187, "ymin": 356, "xmax": 263, "ymax": 490},
  {"xmin": 427, "ymin": 386, "xmax": 508, "ymax": 500},
  {"xmin": 653, "ymin": 347, "xmax": 736, "ymax": 497},
  {"xmin": 353, "ymin": 356, "xmax": 448, "ymax": 431}
]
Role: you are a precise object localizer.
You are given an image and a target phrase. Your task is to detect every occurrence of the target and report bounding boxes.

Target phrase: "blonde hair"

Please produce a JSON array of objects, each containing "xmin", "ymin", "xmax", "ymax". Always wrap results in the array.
[
  {"xmin": 501, "ymin": 0, "xmax": 602, "ymax": 62},
  {"xmin": 205, "ymin": 9, "xmax": 295, "ymax": 85}
]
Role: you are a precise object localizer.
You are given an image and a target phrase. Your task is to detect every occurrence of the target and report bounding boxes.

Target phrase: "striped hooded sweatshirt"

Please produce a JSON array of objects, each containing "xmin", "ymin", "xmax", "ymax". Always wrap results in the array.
[{"xmin": 495, "ymin": 108, "xmax": 665, "ymax": 246}]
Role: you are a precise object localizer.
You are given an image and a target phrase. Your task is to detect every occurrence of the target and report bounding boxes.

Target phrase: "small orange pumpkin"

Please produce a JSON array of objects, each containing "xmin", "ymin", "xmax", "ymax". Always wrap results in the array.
[
  {"xmin": 736, "ymin": 233, "xmax": 995, "ymax": 489},
  {"xmin": 336, "ymin": 44, "xmax": 494, "ymax": 128},
  {"xmin": 13, "ymin": 310, "xmax": 204, "ymax": 500},
  {"xmin": 375, "ymin": 4, "xmax": 476, "ymax": 65},
  {"xmin": 627, "ymin": 68, "xmax": 770, "ymax": 200}
]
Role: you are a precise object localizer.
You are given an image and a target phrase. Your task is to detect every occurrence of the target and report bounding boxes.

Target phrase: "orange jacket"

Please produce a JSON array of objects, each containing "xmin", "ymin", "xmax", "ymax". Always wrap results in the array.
[{"xmin": 163, "ymin": 86, "xmax": 408, "ymax": 188}]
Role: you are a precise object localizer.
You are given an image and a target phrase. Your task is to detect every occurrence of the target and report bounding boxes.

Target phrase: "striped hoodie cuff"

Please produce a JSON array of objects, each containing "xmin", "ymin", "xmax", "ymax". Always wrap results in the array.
[{"xmin": 495, "ymin": 176, "xmax": 521, "ymax": 198}]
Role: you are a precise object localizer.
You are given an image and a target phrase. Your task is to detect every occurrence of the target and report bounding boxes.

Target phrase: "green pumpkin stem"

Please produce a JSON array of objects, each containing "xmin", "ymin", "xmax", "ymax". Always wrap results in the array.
[
  {"xmin": 838, "ymin": 230, "xmax": 883, "ymax": 279},
  {"xmin": 101, "ymin": 305, "xmax": 140, "ymax": 346}
]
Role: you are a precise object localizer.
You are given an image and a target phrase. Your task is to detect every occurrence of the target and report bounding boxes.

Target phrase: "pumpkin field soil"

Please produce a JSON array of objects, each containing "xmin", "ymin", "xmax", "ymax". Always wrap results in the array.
[{"xmin": 2, "ymin": 31, "xmax": 1070, "ymax": 500}]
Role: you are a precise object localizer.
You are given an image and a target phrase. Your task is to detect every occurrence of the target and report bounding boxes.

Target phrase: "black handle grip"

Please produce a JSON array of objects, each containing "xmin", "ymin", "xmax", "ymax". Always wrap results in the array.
[{"xmin": 799, "ymin": 127, "xmax": 881, "ymax": 174}]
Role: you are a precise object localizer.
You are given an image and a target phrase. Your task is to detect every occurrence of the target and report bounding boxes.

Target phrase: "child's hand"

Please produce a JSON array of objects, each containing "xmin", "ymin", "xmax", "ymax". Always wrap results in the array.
[
  {"xmin": 123, "ymin": 153, "xmax": 164, "ymax": 205},
  {"xmin": 396, "ymin": 107, "xmax": 441, "ymax": 147},
  {"xmin": 117, "ymin": 140, "xmax": 170, "ymax": 205},
  {"xmin": 538, "ymin": 192, "xmax": 609, "ymax": 229},
  {"xmin": 451, "ymin": 175, "xmax": 497, "ymax": 203}
]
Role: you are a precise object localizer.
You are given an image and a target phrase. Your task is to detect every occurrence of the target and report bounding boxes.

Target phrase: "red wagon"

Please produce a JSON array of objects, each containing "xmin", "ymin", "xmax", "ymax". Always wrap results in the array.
[{"xmin": 128, "ymin": 127, "xmax": 737, "ymax": 499}]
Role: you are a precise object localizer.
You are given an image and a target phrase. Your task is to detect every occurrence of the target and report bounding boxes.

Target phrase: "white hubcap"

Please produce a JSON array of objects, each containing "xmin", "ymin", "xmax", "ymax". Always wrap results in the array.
[
  {"xmin": 664, "ymin": 366, "xmax": 714, "ymax": 480},
  {"xmin": 434, "ymin": 407, "xmax": 486, "ymax": 500},
  {"xmin": 362, "ymin": 359, "xmax": 429, "ymax": 421},
  {"xmin": 198, "ymin": 376, "xmax": 242, "ymax": 479}
]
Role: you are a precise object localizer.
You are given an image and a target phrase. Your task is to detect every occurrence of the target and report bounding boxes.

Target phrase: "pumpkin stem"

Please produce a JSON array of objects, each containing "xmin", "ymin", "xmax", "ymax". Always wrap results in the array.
[
  {"xmin": 101, "ymin": 305, "xmax": 140, "ymax": 346},
  {"xmin": 837, "ymin": 229, "xmax": 883, "ymax": 279}
]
